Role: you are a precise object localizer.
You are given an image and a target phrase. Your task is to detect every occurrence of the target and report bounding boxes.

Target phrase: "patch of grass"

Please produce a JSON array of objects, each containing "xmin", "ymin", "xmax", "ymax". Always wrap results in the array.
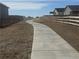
[{"xmin": 0, "ymin": 21, "xmax": 33, "ymax": 59}]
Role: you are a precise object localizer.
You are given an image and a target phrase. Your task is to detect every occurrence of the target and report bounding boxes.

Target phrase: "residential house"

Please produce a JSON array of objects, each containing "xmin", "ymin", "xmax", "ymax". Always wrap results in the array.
[
  {"xmin": 0, "ymin": 3, "xmax": 9, "ymax": 27},
  {"xmin": 64, "ymin": 5, "xmax": 79, "ymax": 16},
  {"xmin": 52, "ymin": 8, "xmax": 65, "ymax": 16}
]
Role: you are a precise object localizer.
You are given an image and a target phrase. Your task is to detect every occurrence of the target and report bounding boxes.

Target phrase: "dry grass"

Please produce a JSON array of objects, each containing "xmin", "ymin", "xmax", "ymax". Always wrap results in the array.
[
  {"xmin": 35, "ymin": 16, "xmax": 79, "ymax": 52},
  {"xmin": 0, "ymin": 21, "xmax": 33, "ymax": 59}
]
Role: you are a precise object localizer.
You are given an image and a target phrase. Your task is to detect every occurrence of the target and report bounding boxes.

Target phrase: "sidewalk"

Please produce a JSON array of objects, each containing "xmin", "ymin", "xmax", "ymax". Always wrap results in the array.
[
  {"xmin": 27, "ymin": 20, "xmax": 79, "ymax": 59},
  {"xmin": 58, "ymin": 19, "xmax": 79, "ymax": 26}
]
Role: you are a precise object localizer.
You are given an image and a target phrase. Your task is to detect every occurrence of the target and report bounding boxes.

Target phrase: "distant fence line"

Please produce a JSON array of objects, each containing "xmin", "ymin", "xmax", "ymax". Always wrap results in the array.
[{"xmin": 0, "ymin": 15, "xmax": 25, "ymax": 28}]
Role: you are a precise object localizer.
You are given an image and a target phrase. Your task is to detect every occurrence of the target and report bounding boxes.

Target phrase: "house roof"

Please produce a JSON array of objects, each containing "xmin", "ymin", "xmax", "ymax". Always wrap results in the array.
[
  {"xmin": 0, "ymin": 3, "xmax": 9, "ymax": 8},
  {"xmin": 66, "ymin": 5, "xmax": 79, "ymax": 11},
  {"xmin": 55, "ymin": 8, "xmax": 65, "ymax": 12}
]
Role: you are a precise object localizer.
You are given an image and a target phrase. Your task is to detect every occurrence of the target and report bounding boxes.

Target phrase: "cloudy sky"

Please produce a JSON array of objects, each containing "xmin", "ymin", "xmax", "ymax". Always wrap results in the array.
[{"xmin": 0, "ymin": 0, "xmax": 79, "ymax": 17}]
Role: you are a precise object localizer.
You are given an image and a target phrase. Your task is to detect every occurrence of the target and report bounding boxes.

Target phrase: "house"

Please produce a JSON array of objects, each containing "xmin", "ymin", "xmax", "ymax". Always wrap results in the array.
[
  {"xmin": 64, "ymin": 5, "xmax": 79, "ymax": 16},
  {"xmin": 0, "ymin": 3, "xmax": 9, "ymax": 27},
  {"xmin": 52, "ymin": 8, "xmax": 65, "ymax": 16}
]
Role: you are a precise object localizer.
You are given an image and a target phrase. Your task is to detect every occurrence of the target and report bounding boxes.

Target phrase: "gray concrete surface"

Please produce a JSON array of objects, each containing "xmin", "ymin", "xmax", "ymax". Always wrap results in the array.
[
  {"xmin": 27, "ymin": 20, "xmax": 79, "ymax": 59},
  {"xmin": 58, "ymin": 19, "xmax": 79, "ymax": 26},
  {"xmin": 58, "ymin": 19, "xmax": 79, "ymax": 22},
  {"xmin": 58, "ymin": 21, "xmax": 79, "ymax": 26}
]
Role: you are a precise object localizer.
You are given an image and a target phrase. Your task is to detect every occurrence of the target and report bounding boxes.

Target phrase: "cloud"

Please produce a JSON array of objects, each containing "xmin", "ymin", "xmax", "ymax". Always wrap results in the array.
[
  {"xmin": 0, "ymin": 0, "xmax": 64, "ymax": 2},
  {"xmin": 2, "ymin": 2, "xmax": 48, "ymax": 10},
  {"xmin": 0, "ymin": 0, "xmax": 45, "ymax": 1}
]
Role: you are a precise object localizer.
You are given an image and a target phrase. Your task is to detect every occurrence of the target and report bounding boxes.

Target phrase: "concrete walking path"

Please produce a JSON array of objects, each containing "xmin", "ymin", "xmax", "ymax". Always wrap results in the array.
[
  {"xmin": 58, "ymin": 21, "xmax": 79, "ymax": 26},
  {"xmin": 58, "ymin": 19, "xmax": 79, "ymax": 26},
  {"xmin": 27, "ymin": 20, "xmax": 79, "ymax": 59}
]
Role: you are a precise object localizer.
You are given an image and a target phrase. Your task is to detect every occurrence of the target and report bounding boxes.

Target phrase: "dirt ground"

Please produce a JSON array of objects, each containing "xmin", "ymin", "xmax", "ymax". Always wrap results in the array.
[
  {"xmin": 35, "ymin": 16, "xmax": 79, "ymax": 52},
  {"xmin": 0, "ymin": 21, "xmax": 33, "ymax": 59}
]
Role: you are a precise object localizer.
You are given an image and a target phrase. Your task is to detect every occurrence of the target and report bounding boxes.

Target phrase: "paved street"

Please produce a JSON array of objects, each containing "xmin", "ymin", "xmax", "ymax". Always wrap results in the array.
[{"xmin": 27, "ymin": 20, "xmax": 79, "ymax": 59}]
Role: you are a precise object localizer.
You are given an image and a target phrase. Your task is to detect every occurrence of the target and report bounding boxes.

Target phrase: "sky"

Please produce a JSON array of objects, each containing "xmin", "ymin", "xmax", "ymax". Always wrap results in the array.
[{"xmin": 0, "ymin": 0, "xmax": 79, "ymax": 17}]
